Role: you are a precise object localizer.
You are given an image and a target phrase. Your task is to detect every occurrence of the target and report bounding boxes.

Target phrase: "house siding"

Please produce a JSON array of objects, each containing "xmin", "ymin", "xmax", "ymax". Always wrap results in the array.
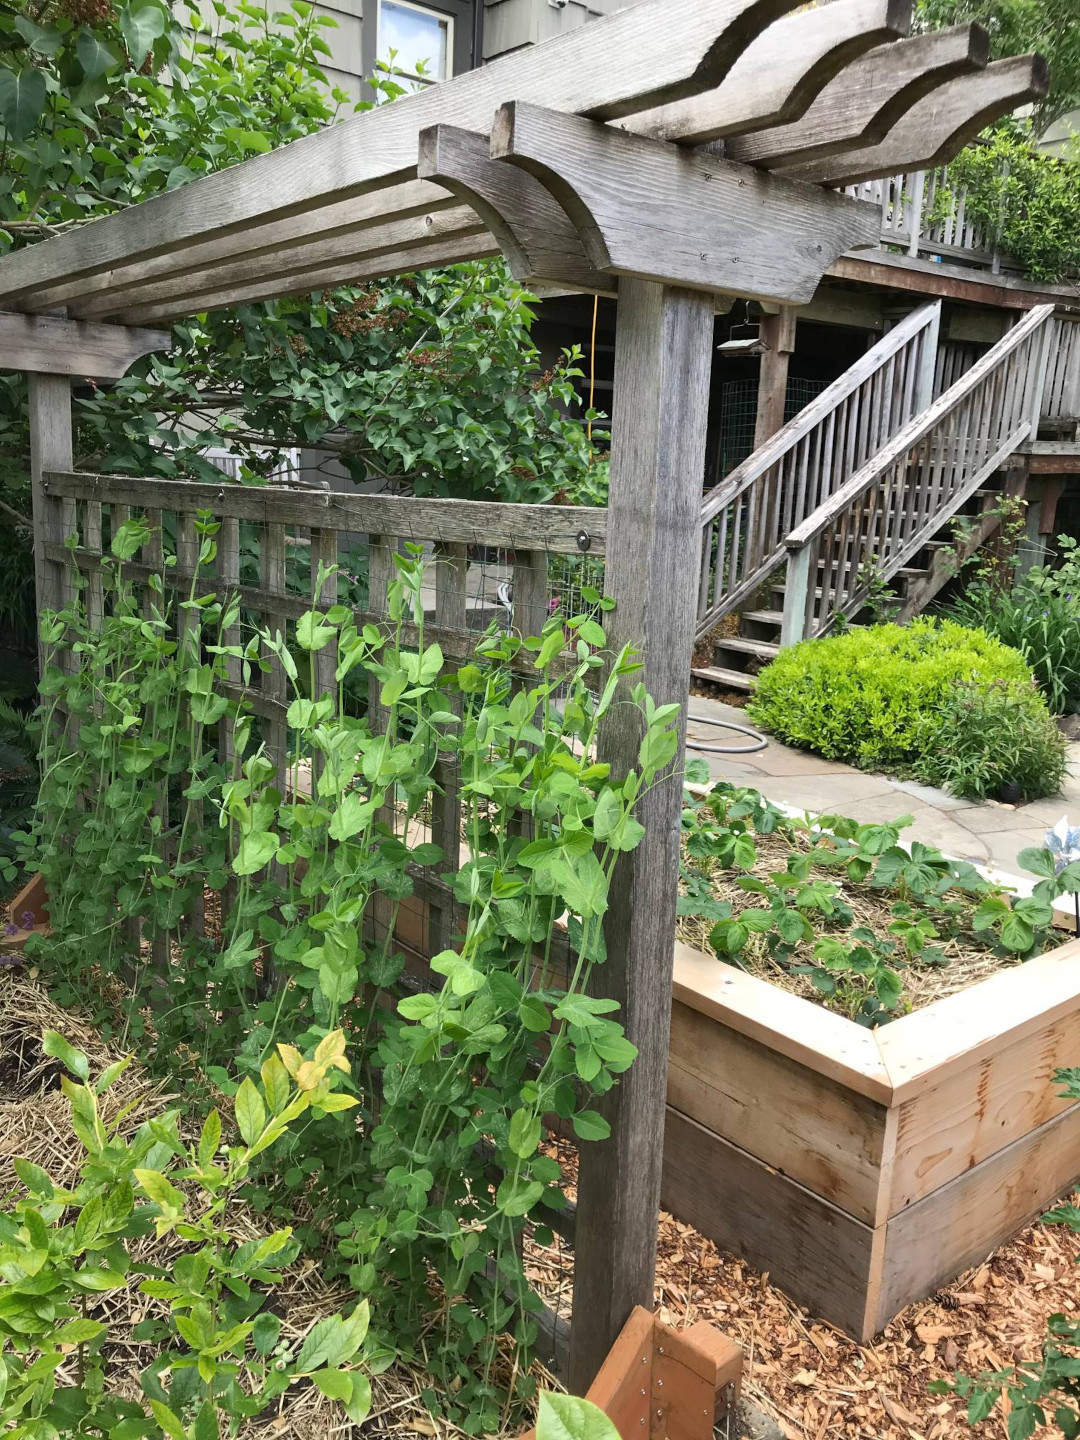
[{"xmin": 482, "ymin": 0, "xmax": 639, "ymax": 60}]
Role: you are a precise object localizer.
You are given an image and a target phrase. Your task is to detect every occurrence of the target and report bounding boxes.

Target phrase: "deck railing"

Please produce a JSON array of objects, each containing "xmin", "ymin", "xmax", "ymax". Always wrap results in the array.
[
  {"xmin": 845, "ymin": 165, "xmax": 1003, "ymax": 270},
  {"xmin": 779, "ymin": 303, "xmax": 1056, "ymax": 645},
  {"xmin": 695, "ymin": 301, "xmax": 941, "ymax": 639}
]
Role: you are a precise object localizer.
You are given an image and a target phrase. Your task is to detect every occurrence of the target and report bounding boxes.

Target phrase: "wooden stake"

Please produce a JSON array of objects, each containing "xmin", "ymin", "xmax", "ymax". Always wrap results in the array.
[{"xmin": 569, "ymin": 279, "xmax": 714, "ymax": 1392}]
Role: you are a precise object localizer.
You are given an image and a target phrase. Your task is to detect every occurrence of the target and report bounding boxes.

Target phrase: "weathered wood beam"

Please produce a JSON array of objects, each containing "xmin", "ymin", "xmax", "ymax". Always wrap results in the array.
[
  {"xmin": 781, "ymin": 54, "xmax": 1049, "ymax": 187},
  {"xmin": 28, "ymin": 377, "xmax": 72, "ymax": 678},
  {"xmin": 0, "ymin": 311, "xmax": 169, "ymax": 377},
  {"xmin": 23, "ymin": 180, "xmax": 460, "ymax": 317},
  {"xmin": 416, "ymin": 124, "xmax": 614, "ymax": 296},
  {"xmin": 724, "ymin": 25, "xmax": 990, "ymax": 169},
  {"xmin": 620, "ymin": 0, "xmax": 911, "ymax": 145},
  {"xmin": 0, "ymin": 0, "xmax": 804, "ymax": 311},
  {"xmin": 74, "ymin": 207, "xmax": 486, "ymax": 321},
  {"xmin": 570, "ymin": 278, "xmax": 715, "ymax": 1391},
  {"xmin": 44, "ymin": 470, "xmax": 608, "ymax": 552},
  {"xmin": 113, "ymin": 231, "xmax": 497, "ymax": 326},
  {"xmin": 490, "ymin": 103, "xmax": 881, "ymax": 304}
]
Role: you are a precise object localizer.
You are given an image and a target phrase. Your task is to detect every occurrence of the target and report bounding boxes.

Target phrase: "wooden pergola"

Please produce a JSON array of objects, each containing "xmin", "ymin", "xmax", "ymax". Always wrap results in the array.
[{"xmin": 3, "ymin": 0, "xmax": 1046, "ymax": 1397}]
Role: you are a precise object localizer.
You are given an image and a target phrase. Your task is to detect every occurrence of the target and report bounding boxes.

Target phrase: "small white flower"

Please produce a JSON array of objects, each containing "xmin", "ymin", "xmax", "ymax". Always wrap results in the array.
[{"xmin": 1045, "ymin": 816, "xmax": 1080, "ymax": 873}]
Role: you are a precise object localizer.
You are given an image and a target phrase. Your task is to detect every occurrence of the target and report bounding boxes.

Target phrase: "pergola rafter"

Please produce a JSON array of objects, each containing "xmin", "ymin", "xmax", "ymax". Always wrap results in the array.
[
  {"xmin": 724, "ymin": 24, "xmax": 992, "ymax": 169},
  {"xmin": 2, "ymin": 0, "xmax": 1051, "ymax": 1400}
]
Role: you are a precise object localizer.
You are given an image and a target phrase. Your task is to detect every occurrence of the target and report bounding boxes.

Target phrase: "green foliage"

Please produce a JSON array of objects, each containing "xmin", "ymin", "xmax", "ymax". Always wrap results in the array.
[
  {"xmin": 536, "ymin": 1392, "xmax": 621, "ymax": 1440},
  {"xmin": 915, "ymin": 0, "xmax": 1080, "ymax": 135},
  {"xmin": 940, "ymin": 128, "xmax": 1080, "ymax": 284},
  {"xmin": 929, "ymin": 1072, "xmax": 1080, "ymax": 1437},
  {"xmin": 747, "ymin": 619, "xmax": 1063, "ymax": 801},
  {"xmin": 679, "ymin": 780, "xmax": 1057, "ymax": 1026},
  {"xmin": 948, "ymin": 535, "xmax": 1080, "ymax": 715},
  {"xmin": 0, "ymin": 1028, "xmax": 371, "ymax": 1440},
  {"xmin": 0, "ymin": 0, "xmax": 606, "ymax": 642},
  {"xmin": 917, "ymin": 677, "xmax": 1068, "ymax": 800},
  {"xmin": 16, "ymin": 532, "xmax": 670, "ymax": 1429}
]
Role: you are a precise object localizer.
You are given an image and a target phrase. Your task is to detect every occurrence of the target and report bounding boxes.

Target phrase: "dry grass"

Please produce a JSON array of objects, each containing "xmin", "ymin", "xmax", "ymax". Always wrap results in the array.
[
  {"xmin": 0, "ymin": 967, "xmax": 538, "ymax": 1440},
  {"xmin": 676, "ymin": 826, "xmax": 1036, "ymax": 1019}
]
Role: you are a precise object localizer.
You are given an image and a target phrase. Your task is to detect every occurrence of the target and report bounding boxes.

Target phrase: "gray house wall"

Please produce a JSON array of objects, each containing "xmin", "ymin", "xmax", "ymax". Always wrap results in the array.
[{"xmin": 482, "ymin": 0, "xmax": 636, "ymax": 60}]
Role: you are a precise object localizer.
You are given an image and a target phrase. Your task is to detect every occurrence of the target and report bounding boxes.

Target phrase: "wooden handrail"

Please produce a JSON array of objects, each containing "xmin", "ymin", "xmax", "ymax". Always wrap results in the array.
[
  {"xmin": 784, "ymin": 303, "xmax": 1053, "ymax": 549},
  {"xmin": 700, "ymin": 300, "xmax": 940, "ymax": 526},
  {"xmin": 779, "ymin": 302, "xmax": 1057, "ymax": 645}
]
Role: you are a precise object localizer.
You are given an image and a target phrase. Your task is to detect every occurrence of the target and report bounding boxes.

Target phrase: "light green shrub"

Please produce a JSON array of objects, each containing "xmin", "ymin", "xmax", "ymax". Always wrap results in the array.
[{"xmin": 747, "ymin": 619, "xmax": 1064, "ymax": 800}]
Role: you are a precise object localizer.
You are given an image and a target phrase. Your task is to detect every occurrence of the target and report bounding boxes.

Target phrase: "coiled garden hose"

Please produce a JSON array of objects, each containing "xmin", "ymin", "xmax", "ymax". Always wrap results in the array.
[{"xmin": 685, "ymin": 712, "xmax": 769, "ymax": 755}]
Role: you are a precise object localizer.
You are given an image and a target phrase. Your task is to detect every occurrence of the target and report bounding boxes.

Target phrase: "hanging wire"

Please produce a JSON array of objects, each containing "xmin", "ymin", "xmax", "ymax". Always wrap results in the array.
[{"xmin": 587, "ymin": 294, "xmax": 599, "ymax": 443}]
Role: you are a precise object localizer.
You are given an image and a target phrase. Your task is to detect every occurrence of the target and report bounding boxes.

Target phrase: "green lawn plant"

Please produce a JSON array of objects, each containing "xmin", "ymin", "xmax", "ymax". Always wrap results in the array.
[
  {"xmin": 948, "ymin": 534, "xmax": 1080, "ymax": 717},
  {"xmin": 680, "ymin": 776, "xmax": 1068, "ymax": 1026},
  {"xmin": 747, "ymin": 619, "xmax": 1066, "ymax": 801},
  {"xmin": 15, "ymin": 520, "xmax": 674, "ymax": 1431},
  {"xmin": 0, "ymin": 1028, "xmax": 371, "ymax": 1440}
]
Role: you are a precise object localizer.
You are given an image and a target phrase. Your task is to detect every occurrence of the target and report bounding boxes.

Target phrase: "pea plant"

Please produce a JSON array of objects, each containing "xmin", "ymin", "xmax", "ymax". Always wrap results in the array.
[
  {"xmin": 18, "ymin": 518, "xmax": 677, "ymax": 1431},
  {"xmin": 0, "ymin": 1029, "xmax": 371, "ymax": 1440},
  {"xmin": 679, "ymin": 780, "xmax": 1064, "ymax": 1026}
]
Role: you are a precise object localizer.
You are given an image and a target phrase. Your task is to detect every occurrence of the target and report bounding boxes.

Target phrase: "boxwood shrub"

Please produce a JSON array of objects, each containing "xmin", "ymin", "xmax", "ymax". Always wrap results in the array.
[{"xmin": 747, "ymin": 619, "xmax": 1067, "ymax": 800}]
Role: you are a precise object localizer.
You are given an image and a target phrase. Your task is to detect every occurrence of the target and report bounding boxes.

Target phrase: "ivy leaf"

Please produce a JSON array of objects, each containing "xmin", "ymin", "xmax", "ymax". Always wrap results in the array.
[
  {"xmin": 0, "ymin": 66, "xmax": 46, "ymax": 141},
  {"xmin": 120, "ymin": 2, "xmax": 165, "ymax": 67},
  {"xmin": 12, "ymin": 17, "xmax": 63, "ymax": 55},
  {"xmin": 76, "ymin": 30, "xmax": 120, "ymax": 79}
]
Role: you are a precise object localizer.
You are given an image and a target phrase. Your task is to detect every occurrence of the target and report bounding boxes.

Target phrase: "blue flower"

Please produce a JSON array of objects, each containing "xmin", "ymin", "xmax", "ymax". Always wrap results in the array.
[{"xmin": 1046, "ymin": 816, "xmax": 1080, "ymax": 873}]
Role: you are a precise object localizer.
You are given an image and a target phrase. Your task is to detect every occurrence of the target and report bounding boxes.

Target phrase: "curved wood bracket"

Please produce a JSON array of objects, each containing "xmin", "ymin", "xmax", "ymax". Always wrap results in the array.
[
  {"xmin": 726, "ymin": 24, "xmax": 990, "ymax": 169},
  {"xmin": 489, "ymin": 102, "xmax": 881, "ymax": 304},
  {"xmin": 0, "ymin": 311, "xmax": 169, "ymax": 378},
  {"xmin": 781, "ymin": 53, "xmax": 1050, "ymax": 187},
  {"xmin": 620, "ymin": 0, "xmax": 912, "ymax": 145},
  {"xmin": 416, "ymin": 124, "xmax": 616, "ymax": 296}
]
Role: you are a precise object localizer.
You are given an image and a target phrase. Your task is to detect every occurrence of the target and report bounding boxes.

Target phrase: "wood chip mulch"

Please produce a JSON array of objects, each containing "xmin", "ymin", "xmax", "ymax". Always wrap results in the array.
[{"xmin": 653, "ymin": 1200, "xmax": 1080, "ymax": 1440}]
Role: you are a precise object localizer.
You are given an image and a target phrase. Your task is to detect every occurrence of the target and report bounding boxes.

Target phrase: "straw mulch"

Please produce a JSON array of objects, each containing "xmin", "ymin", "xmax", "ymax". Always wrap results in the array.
[
  {"xmin": 0, "ymin": 967, "xmax": 534, "ymax": 1440},
  {"xmin": 676, "ymin": 826, "xmax": 1049, "ymax": 1019}
]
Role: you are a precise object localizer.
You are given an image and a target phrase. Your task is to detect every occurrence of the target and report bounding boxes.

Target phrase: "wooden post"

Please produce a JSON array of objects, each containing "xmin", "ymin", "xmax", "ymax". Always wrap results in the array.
[
  {"xmin": 569, "ymin": 278, "xmax": 713, "ymax": 1393},
  {"xmin": 753, "ymin": 308, "xmax": 797, "ymax": 449},
  {"xmin": 913, "ymin": 300, "xmax": 941, "ymax": 413},
  {"xmin": 27, "ymin": 374, "xmax": 73, "ymax": 677},
  {"xmin": 781, "ymin": 540, "xmax": 813, "ymax": 646}
]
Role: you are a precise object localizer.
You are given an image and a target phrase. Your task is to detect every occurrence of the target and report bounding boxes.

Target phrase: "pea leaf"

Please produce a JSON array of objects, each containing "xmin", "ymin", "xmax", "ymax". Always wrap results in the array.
[{"xmin": 537, "ymin": 1392, "xmax": 621, "ymax": 1440}]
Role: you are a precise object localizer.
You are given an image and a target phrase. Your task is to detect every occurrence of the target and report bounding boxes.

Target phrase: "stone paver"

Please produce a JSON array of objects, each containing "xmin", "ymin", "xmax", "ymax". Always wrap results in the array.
[{"xmin": 686, "ymin": 696, "xmax": 1080, "ymax": 880}]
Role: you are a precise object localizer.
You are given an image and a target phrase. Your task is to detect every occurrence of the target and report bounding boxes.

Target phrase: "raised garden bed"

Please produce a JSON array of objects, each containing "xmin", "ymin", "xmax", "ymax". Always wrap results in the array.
[{"xmin": 661, "ymin": 935, "xmax": 1080, "ymax": 1342}]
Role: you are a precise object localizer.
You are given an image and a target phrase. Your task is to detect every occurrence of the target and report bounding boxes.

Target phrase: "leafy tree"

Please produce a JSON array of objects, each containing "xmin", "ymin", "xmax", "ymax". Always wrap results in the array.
[
  {"xmin": 0, "ymin": 0, "xmax": 606, "ymax": 654},
  {"xmin": 915, "ymin": 0, "xmax": 1080, "ymax": 136}
]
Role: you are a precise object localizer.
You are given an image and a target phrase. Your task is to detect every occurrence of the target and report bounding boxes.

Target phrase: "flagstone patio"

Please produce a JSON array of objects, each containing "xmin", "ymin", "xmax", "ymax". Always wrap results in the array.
[{"xmin": 687, "ymin": 696, "xmax": 1080, "ymax": 879}]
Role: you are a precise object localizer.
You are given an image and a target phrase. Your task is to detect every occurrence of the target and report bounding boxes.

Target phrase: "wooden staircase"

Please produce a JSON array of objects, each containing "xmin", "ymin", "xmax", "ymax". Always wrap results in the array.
[{"xmin": 694, "ymin": 302, "xmax": 1080, "ymax": 693}]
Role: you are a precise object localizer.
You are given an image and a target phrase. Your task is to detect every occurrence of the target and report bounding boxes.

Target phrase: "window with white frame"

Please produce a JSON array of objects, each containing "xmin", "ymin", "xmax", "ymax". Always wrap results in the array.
[{"xmin": 379, "ymin": 0, "xmax": 453, "ymax": 83}]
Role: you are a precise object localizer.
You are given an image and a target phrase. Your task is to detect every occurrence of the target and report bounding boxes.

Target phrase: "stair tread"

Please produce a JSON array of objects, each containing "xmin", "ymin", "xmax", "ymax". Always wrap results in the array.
[
  {"xmin": 692, "ymin": 665, "xmax": 755, "ymax": 691},
  {"xmin": 715, "ymin": 636, "xmax": 780, "ymax": 657},
  {"xmin": 741, "ymin": 608, "xmax": 783, "ymax": 626}
]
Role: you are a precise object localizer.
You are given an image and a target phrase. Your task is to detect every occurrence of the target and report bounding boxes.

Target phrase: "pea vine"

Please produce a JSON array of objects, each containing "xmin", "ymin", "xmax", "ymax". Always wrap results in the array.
[{"xmin": 17, "ymin": 515, "xmax": 675, "ymax": 1432}]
